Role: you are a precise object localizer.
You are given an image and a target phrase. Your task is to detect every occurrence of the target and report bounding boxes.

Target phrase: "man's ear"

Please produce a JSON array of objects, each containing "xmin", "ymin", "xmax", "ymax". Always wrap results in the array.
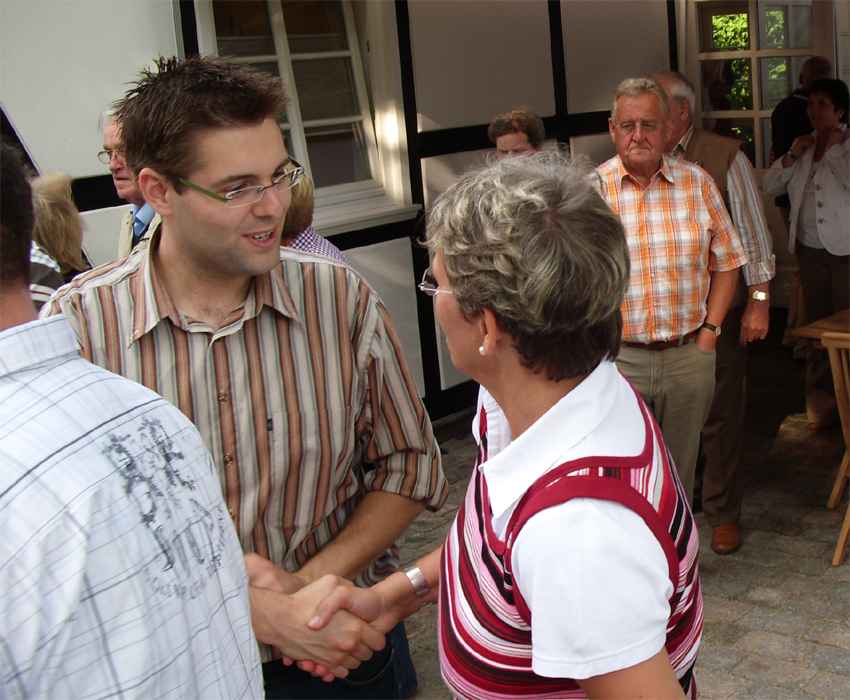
[
  {"xmin": 664, "ymin": 117, "xmax": 674, "ymax": 144},
  {"xmin": 609, "ymin": 117, "xmax": 617, "ymax": 142},
  {"xmin": 137, "ymin": 167, "xmax": 173, "ymax": 216}
]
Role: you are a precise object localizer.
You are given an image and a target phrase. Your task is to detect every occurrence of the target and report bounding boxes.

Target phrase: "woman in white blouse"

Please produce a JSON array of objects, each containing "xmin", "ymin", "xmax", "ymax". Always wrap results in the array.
[{"xmin": 764, "ymin": 78, "xmax": 849, "ymax": 428}]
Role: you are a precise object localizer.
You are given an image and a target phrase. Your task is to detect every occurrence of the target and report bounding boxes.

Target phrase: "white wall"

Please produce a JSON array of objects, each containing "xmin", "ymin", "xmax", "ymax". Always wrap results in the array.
[
  {"xmin": 1, "ymin": 0, "xmax": 179, "ymax": 177},
  {"xmin": 562, "ymin": 0, "xmax": 670, "ymax": 113},
  {"xmin": 1, "ymin": 0, "xmax": 178, "ymax": 262},
  {"xmin": 408, "ymin": 0, "xmax": 556, "ymax": 131},
  {"xmin": 345, "ymin": 238, "xmax": 425, "ymax": 396}
]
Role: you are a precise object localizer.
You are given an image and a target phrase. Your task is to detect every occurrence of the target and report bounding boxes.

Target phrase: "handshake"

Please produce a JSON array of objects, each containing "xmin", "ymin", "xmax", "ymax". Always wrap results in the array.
[{"xmin": 245, "ymin": 552, "xmax": 436, "ymax": 682}]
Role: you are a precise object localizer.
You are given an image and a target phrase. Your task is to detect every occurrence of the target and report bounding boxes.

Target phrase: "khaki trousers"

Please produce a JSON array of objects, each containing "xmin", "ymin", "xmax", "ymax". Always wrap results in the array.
[{"xmin": 616, "ymin": 341, "xmax": 716, "ymax": 505}]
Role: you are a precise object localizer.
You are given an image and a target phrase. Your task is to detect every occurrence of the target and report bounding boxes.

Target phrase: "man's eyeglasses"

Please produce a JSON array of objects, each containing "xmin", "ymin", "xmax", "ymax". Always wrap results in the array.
[
  {"xmin": 418, "ymin": 269, "xmax": 453, "ymax": 296},
  {"xmin": 178, "ymin": 160, "xmax": 305, "ymax": 209},
  {"xmin": 97, "ymin": 149, "xmax": 123, "ymax": 164},
  {"xmin": 615, "ymin": 121, "xmax": 662, "ymax": 136}
]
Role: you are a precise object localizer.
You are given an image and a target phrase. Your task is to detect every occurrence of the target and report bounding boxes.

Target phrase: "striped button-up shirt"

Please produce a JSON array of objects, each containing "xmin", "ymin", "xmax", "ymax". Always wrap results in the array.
[
  {"xmin": 596, "ymin": 155, "xmax": 748, "ymax": 344},
  {"xmin": 43, "ymin": 243, "xmax": 447, "ymax": 593},
  {"xmin": 674, "ymin": 128, "xmax": 775, "ymax": 287}
]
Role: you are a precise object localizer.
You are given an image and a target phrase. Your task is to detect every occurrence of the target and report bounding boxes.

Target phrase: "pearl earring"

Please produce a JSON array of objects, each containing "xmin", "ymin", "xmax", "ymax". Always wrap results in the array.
[{"xmin": 478, "ymin": 346, "xmax": 485, "ymax": 356}]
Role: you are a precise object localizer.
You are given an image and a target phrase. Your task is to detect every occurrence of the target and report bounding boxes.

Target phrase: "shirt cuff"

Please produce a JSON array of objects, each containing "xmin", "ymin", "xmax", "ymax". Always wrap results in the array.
[{"xmin": 742, "ymin": 259, "xmax": 776, "ymax": 287}]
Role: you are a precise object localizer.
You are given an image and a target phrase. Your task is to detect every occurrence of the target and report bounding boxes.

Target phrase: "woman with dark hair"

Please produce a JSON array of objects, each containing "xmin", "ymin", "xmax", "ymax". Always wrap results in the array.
[
  {"xmin": 764, "ymin": 78, "xmax": 849, "ymax": 428},
  {"xmin": 282, "ymin": 152, "xmax": 703, "ymax": 699}
]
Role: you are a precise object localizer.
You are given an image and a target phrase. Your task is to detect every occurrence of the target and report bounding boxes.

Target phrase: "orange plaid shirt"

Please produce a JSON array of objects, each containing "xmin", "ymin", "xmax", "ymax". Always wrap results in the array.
[{"xmin": 596, "ymin": 155, "xmax": 748, "ymax": 344}]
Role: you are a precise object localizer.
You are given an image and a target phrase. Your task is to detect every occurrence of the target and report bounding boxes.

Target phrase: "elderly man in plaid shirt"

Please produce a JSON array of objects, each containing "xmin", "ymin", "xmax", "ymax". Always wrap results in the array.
[{"xmin": 596, "ymin": 77, "xmax": 748, "ymax": 506}]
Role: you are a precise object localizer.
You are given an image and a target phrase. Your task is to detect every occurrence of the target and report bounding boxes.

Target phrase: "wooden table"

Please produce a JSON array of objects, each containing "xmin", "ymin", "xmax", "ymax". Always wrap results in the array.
[{"xmin": 795, "ymin": 309, "xmax": 850, "ymax": 348}]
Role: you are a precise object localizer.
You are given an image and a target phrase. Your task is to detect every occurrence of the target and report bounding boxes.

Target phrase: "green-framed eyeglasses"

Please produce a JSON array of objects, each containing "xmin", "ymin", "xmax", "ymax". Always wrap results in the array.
[{"xmin": 178, "ymin": 159, "xmax": 305, "ymax": 208}]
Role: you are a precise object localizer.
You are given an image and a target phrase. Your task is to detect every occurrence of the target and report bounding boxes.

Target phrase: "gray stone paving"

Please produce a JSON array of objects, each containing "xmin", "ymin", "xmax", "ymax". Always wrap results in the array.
[{"xmin": 397, "ymin": 315, "xmax": 849, "ymax": 699}]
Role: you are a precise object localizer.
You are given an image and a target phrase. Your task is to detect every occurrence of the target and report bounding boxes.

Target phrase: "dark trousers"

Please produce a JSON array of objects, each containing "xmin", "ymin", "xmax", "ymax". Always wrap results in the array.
[
  {"xmin": 701, "ymin": 301, "xmax": 747, "ymax": 527},
  {"xmin": 796, "ymin": 243, "xmax": 850, "ymax": 424}
]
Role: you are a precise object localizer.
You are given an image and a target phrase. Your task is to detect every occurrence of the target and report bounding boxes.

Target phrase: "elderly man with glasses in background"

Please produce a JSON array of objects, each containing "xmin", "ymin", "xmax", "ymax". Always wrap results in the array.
[
  {"xmin": 595, "ymin": 76, "xmax": 748, "ymax": 509},
  {"xmin": 99, "ymin": 113, "xmax": 162, "ymax": 258},
  {"xmin": 45, "ymin": 55, "xmax": 447, "ymax": 700}
]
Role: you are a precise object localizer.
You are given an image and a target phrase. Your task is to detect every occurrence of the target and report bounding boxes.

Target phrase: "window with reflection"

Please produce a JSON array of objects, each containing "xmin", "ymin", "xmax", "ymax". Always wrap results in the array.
[
  {"xmin": 693, "ymin": 0, "xmax": 818, "ymax": 173},
  {"xmin": 757, "ymin": 1, "xmax": 813, "ymax": 49},
  {"xmin": 699, "ymin": 1, "xmax": 750, "ymax": 52},
  {"xmin": 208, "ymin": 0, "xmax": 377, "ymax": 191}
]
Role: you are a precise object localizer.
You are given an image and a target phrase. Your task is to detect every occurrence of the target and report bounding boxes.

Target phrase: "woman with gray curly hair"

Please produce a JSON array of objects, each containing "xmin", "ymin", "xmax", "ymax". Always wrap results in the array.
[{"xmin": 300, "ymin": 152, "xmax": 702, "ymax": 699}]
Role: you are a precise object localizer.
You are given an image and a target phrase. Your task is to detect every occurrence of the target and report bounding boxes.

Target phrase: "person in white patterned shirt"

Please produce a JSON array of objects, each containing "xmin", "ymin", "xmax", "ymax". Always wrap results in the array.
[{"xmin": 1, "ymin": 141, "xmax": 264, "ymax": 700}]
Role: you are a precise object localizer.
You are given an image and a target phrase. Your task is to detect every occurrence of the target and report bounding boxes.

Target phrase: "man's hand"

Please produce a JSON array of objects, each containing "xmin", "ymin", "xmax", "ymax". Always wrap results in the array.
[
  {"xmin": 740, "ymin": 298, "xmax": 770, "ymax": 344},
  {"xmin": 695, "ymin": 327, "xmax": 717, "ymax": 352},
  {"xmin": 245, "ymin": 553, "xmax": 308, "ymax": 594}
]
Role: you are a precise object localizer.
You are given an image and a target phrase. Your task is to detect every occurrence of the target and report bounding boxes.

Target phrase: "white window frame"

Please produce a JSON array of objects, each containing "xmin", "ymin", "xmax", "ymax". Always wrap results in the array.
[
  {"xmin": 679, "ymin": 0, "xmax": 835, "ymax": 174},
  {"xmin": 194, "ymin": 0, "xmax": 419, "ymax": 235}
]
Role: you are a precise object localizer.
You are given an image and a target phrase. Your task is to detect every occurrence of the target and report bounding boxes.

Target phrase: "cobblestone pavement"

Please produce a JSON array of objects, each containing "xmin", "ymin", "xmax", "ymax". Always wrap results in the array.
[{"xmin": 398, "ymin": 314, "xmax": 849, "ymax": 699}]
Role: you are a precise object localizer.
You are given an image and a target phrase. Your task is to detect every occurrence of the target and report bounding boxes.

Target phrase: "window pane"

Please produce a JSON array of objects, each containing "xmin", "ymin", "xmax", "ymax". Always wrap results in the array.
[
  {"xmin": 214, "ymin": 0, "xmax": 274, "ymax": 57},
  {"xmin": 292, "ymin": 57, "xmax": 359, "ymax": 121},
  {"xmin": 759, "ymin": 55, "xmax": 811, "ymax": 110},
  {"xmin": 757, "ymin": 1, "xmax": 813, "ymax": 49},
  {"xmin": 699, "ymin": 1, "xmax": 750, "ymax": 52},
  {"xmin": 701, "ymin": 59, "xmax": 752, "ymax": 111},
  {"xmin": 281, "ymin": 0, "xmax": 347, "ymax": 54},
  {"xmin": 702, "ymin": 117, "xmax": 755, "ymax": 165},
  {"xmin": 305, "ymin": 123, "xmax": 371, "ymax": 187},
  {"xmin": 788, "ymin": 4, "xmax": 813, "ymax": 47}
]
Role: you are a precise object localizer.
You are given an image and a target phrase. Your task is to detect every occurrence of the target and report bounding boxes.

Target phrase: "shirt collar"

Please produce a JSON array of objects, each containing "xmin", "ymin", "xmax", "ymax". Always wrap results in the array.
[
  {"xmin": 672, "ymin": 125, "xmax": 695, "ymax": 156},
  {"xmin": 482, "ymin": 360, "xmax": 620, "ymax": 519},
  {"xmin": 131, "ymin": 202, "xmax": 156, "ymax": 228},
  {"xmin": 615, "ymin": 154, "xmax": 674, "ymax": 188},
  {"xmin": 0, "ymin": 315, "xmax": 80, "ymax": 378},
  {"xmin": 129, "ymin": 235, "xmax": 300, "ymax": 344}
]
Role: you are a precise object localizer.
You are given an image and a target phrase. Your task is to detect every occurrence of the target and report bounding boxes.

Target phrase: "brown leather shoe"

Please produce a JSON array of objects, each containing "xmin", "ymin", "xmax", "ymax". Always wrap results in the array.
[{"xmin": 711, "ymin": 525, "xmax": 741, "ymax": 555}]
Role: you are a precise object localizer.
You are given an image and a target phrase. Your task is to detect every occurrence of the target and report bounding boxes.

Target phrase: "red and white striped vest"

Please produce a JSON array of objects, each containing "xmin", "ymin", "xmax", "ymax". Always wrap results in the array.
[{"xmin": 439, "ymin": 388, "xmax": 703, "ymax": 699}]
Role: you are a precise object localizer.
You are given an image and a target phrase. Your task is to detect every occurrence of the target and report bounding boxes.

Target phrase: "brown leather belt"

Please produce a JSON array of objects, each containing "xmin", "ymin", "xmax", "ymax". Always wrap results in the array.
[{"xmin": 623, "ymin": 329, "xmax": 699, "ymax": 351}]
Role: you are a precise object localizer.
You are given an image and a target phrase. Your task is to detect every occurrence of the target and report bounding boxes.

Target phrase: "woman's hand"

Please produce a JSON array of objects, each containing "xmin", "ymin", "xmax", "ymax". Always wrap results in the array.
[{"xmin": 792, "ymin": 134, "xmax": 816, "ymax": 154}]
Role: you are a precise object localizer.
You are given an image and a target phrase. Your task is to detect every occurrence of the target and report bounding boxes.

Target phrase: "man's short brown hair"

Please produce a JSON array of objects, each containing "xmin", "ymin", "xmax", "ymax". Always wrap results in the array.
[
  {"xmin": 115, "ymin": 55, "xmax": 288, "ymax": 192},
  {"xmin": 487, "ymin": 107, "xmax": 545, "ymax": 148}
]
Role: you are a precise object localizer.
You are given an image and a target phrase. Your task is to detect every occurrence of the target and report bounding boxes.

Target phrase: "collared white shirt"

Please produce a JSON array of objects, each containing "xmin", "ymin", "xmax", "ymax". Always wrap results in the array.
[{"xmin": 476, "ymin": 362, "xmax": 672, "ymax": 679}]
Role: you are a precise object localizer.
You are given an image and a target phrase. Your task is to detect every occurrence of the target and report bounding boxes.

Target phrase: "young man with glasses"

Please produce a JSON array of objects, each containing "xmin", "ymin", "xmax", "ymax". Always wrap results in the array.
[
  {"xmin": 44, "ymin": 55, "xmax": 447, "ymax": 700},
  {"xmin": 595, "ymin": 76, "xmax": 747, "ymax": 508}
]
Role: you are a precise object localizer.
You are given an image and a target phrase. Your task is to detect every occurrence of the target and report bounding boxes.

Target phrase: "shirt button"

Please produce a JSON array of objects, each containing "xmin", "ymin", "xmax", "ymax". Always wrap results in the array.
[
  {"xmin": 815, "ymin": 184, "xmax": 822, "ymax": 191},
  {"xmin": 817, "ymin": 201, "xmax": 823, "ymax": 208},
  {"xmin": 218, "ymin": 392, "xmax": 228, "ymax": 402},
  {"xmin": 228, "ymin": 509, "xmax": 235, "ymax": 519},
  {"xmin": 224, "ymin": 454, "xmax": 233, "ymax": 465},
  {"xmin": 818, "ymin": 218, "xmax": 825, "ymax": 224}
]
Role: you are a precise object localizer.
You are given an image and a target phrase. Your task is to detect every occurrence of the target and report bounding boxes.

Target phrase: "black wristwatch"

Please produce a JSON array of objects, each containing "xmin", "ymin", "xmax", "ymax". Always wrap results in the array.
[{"xmin": 700, "ymin": 322, "xmax": 721, "ymax": 337}]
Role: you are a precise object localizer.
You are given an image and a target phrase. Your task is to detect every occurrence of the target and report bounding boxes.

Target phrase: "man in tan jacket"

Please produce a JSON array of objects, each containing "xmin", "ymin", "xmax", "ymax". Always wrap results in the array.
[{"xmin": 655, "ymin": 71, "xmax": 776, "ymax": 556}]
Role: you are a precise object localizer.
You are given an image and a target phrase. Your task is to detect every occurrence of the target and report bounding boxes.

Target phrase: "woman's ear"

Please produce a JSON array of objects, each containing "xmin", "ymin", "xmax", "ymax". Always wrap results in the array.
[
  {"xmin": 137, "ymin": 168, "xmax": 173, "ymax": 216},
  {"xmin": 479, "ymin": 308, "xmax": 506, "ymax": 356}
]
